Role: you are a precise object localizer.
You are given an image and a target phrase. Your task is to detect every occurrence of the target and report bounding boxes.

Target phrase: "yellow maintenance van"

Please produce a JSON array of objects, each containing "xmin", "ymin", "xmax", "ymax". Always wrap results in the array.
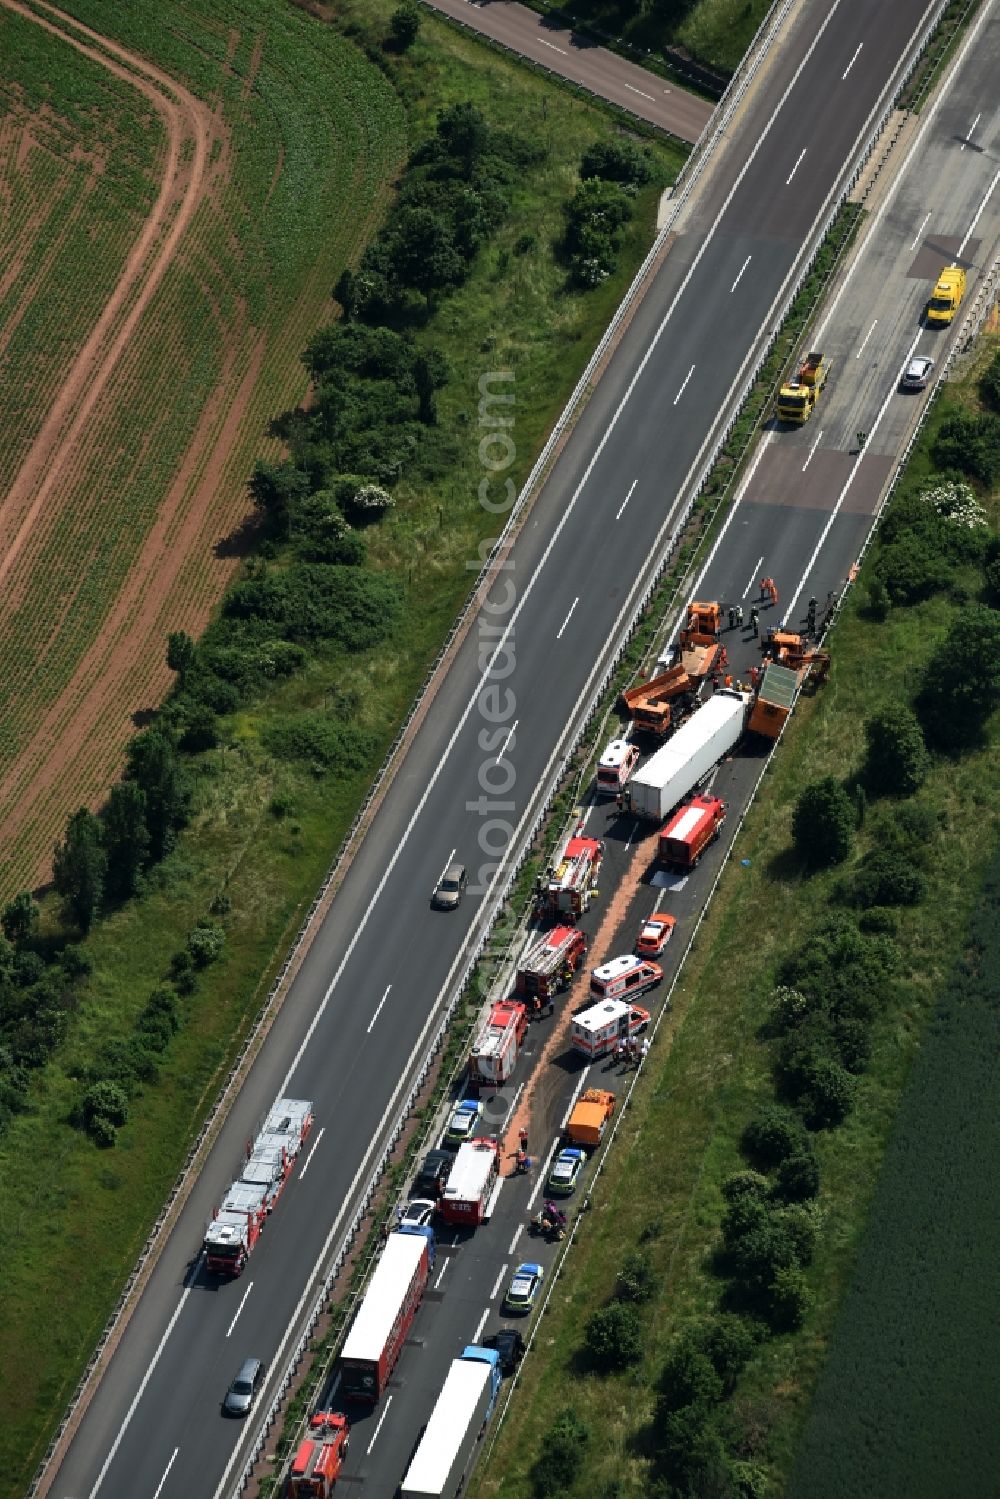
[
  {"xmin": 776, "ymin": 351, "xmax": 829, "ymax": 425},
  {"xmin": 926, "ymin": 264, "xmax": 966, "ymax": 326}
]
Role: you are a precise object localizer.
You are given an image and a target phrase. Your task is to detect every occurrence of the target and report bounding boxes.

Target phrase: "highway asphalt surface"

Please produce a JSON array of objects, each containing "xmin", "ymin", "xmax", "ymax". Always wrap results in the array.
[
  {"xmin": 422, "ymin": 0, "xmax": 715, "ymax": 140},
  {"xmin": 47, "ymin": 2, "xmax": 973, "ymax": 1496}
]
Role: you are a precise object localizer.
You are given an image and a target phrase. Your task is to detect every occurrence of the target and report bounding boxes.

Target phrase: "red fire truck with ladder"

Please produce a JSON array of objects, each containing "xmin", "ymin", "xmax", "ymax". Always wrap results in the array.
[
  {"xmin": 286, "ymin": 1411, "xmax": 350, "ymax": 1497},
  {"xmin": 203, "ymin": 1096, "xmax": 313, "ymax": 1276},
  {"xmin": 540, "ymin": 836, "xmax": 603, "ymax": 921},
  {"xmin": 469, "ymin": 999, "xmax": 528, "ymax": 1087},
  {"xmin": 515, "ymin": 925, "xmax": 587, "ymax": 1010}
]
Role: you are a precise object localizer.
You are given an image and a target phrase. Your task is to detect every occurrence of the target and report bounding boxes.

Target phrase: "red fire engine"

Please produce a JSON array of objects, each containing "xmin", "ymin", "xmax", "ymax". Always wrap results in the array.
[
  {"xmin": 540, "ymin": 836, "xmax": 603, "ymax": 921},
  {"xmin": 658, "ymin": 795, "xmax": 726, "ymax": 870},
  {"xmin": 515, "ymin": 925, "xmax": 587, "ymax": 1010},
  {"xmin": 287, "ymin": 1411, "xmax": 350, "ymax": 1496},
  {"xmin": 203, "ymin": 1096, "xmax": 313, "ymax": 1276},
  {"xmin": 469, "ymin": 999, "xmax": 528, "ymax": 1087}
]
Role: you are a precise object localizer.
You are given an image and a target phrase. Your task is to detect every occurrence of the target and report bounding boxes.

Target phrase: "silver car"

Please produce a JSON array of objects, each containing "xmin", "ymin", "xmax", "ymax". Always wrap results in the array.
[
  {"xmin": 223, "ymin": 1356, "xmax": 265, "ymax": 1417},
  {"xmin": 432, "ymin": 862, "xmax": 467, "ymax": 910},
  {"xmin": 900, "ymin": 355, "xmax": 934, "ymax": 391}
]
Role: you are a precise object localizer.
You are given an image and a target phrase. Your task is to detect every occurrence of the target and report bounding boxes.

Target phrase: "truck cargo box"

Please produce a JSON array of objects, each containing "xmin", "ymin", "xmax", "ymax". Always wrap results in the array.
[{"xmin": 627, "ymin": 690, "xmax": 748, "ymax": 822}]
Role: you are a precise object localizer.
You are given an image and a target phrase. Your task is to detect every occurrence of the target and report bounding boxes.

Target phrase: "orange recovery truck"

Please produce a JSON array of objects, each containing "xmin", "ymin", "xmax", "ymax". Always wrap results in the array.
[
  {"xmin": 776, "ymin": 350, "xmax": 829, "ymax": 424},
  {"xmin": 658, "ymin": 795, "xmax": 726, "ymax": 871},
  {"xmin": 565, "ymin": 1088, "xmax": 616, "ymax": 1149},
  {"xmin": 515, "ymin": 925, "xmax": 587, "ymax": 1009},
  {"xmin": 287, "ymin": 1412, "xmax": 350, "ymax": 1497}
]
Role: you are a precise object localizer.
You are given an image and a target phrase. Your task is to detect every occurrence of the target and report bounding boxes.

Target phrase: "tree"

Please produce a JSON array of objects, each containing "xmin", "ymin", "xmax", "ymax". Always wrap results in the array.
[
  {"xmin": 103, "ymin": 781, "xmax": 150, "ymax": 899},
  {"xmin": 862, "ymin": 703, "xmax": 930, "ymax": 796},
  {"xmin": 584, "ymin": 1300, "xmax": 645, "ymax": 1371},
  {"xmin": 435, "ymin": 101, "xmax": 491, "ymax": 175},
  {"xmin": 791, "ymin": 776, "xmax": 855, "ymax": 866},
  {"xmin": 531, "ymin": 1407, "xmax": 588, "ymax": 1498},
  {"xmin": 125, "ymin": 729, "xmax": 192, "ymax": 861},
  {"xmin": 918, "ymin": 604, "xmax": 1000, "ymax": 749},
  {"xmin": 798, "ymin": 1053, "xmax": 856, "ymax": 1129},
  {"xmin": 701, "ymin": 1316, "xmax": 759, "ymax": 1392},
  {"xmin": 166, "ymin": 630, "xmax": 196, "ymax": 685},
  {"xmin": 392, "ymin": 206, "xmax": 465, "ymax": 306},
  {"xmin": 389, "ymin": 1, "xmax": 420, "ymax": 49},
  {"xmin": 741, "ymin": 1105, "xmax": 807, "ymax": 1168},
  {"xmin": 1, "ymin": 891, "xmax": 38, "ymax": 946},
  {"xmin": 874, "ymin": 532, "xmax": 951, "ymax": 604},
  {"xmin": 187, "ymin": 920, "xmax": 225, "ymax": 969},
  {"xmin": 53, "ymin": 808, "xmax": 107, "ymax": 931},
  {"xmin": 658, "ymin": 1342, "xmax": 723, "ymax": 1415},
  {"xmin": 82, "ymin": 1080, "xmax": 129, "ymax": 1145},
  {"xmin": 248, "ymin": 460, "xmax": 310, "ymax": 539}
]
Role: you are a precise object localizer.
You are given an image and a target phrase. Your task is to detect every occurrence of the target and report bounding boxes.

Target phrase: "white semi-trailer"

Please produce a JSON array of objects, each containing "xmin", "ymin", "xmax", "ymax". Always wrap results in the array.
[
  {"xmin": 626, "ymin": 690, "xmax": 748, "ymax": 822},
  {"xmin": 400, "ymin": 1345, "xmax": 502, "ymax": 1499}
]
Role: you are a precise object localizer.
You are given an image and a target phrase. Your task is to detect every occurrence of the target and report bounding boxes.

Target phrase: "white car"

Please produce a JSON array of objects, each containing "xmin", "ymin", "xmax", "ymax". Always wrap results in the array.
[
  {"xmin": 900, "ymin": 355, "xmax": 934, "ymax": 391},
  {"xmin": 398, "ymin": 1198, "xmax": 436, "ymax": 1228},
  {"xmin": 444, "ymin": 1097, "xmax": 483, "ymax": 1146}
]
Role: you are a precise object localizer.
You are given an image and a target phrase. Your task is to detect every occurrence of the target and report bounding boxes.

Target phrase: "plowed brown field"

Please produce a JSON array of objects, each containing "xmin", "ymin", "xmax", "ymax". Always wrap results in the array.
[{"xmin": 0, "ymin": 0, "xmax": 403, "ymax": 896}]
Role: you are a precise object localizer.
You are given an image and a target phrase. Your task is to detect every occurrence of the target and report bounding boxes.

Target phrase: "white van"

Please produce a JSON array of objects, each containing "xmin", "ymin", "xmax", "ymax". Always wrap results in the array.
[
  {"xmin": 596, "ymin": 739, "xmax": 640, "ymax": 797},
  {"xmin": 589, "ymin": 954, "xmax": 662, "ymax": 1003},
  {"xmin": 571, "ymin": 998, "xmax": 650, "ymax": 1058}
]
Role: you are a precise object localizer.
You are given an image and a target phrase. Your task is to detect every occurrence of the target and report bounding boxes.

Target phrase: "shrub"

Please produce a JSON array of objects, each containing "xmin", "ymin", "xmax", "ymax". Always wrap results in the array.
[
  {"xmin": 932, "ymin": 411, "xmax": 1000, "ymax": 487},
  {"xmin": 848, "ymin": 850, "xmax": 927, "ymax": 908},
  {"xmin": 766, "ymin": 1264, "xmax": 811, "ymax": 1332},
  {"xmin": 562, "ymin": 178, "xmax": 633, "ymax": 286},
  {"xmin": 865, "ymin": 577, "xmax": 890, "ymax": 619},
  {"xmin": 721, "ymin": 1170, "xmax": 771, "ymax": 1206},
  {"xmin": 701, "ymin": 1316, "xmax": 759, "ymax": 1391},
  {"xmin": 584, "ymin": 1300, "xmax": 645, "ymax": 1371},
  {"xmin": 615, "ymin": 1248, "xmax": 656, "ymax": 1303},
  {"xmin": 741, "ymin": 1105, "xmax": 808, "ymax": 1168},
  {"xmin": 918, "ymin": 604, "xmax": 1000, "ymax": 749},
  {"xmin": 532, "ymin": 1408, "xmax": 589, "ymax": 1498},
  {"xmin": 862, "ymin": 704, "xmax": 929, "ymax": 796},
  {"xmin": 792, "ymin": 777, "xmax": 855, "ymax": 866},
  {"xmin": 187, "ymin": 921, "xmax": 225, "ymax": 969},
  {"xmin": 874, "ymin": 532, "xmax": 951, "ymax": 603},
  {"xmin": 264, "ymin": 713, "xmax": 377, "ymax": 775},
  {"xmin": 980, "ymin": 349, "xmax": 1000, "ymax": 411},
  {"xmin": 774, "ymin": 1148, "xmax": 820, "ymax": 1202},
  {"xmin": 388, "ymin": 0, "xmax": 420, "ymax": 49},
  {"xmin": 1, "ymin": 891, "xmax": 39, "ymax": 945},
  {"xmin": 798, "ymin": 1053, "xmax": 856, "ymax": 1129},
  {"xmin": 658, "ymin": 1343, "xmax": 723, "ymax": 1415},
  {"xmin": 858, "ymin": 904, "xmax": 898, "ymax": 935},
  {"xmin": 770, "ymin": 984, "xmax": 811, "ymax": 1030},
  {"xmin": 82, "ymin": 1080, "xmax": 129, "ymax": 1144},
  {"xmin": 580, "ymin": 137, "xmax": 654, "ymax": 186}
]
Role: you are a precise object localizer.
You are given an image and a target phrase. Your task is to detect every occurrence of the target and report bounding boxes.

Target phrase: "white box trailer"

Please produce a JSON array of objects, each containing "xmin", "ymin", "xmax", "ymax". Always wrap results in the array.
[
  {"xmin": 626, "ymin": 690, "xmax": 748, "ymax": 822},
  {"xmin": 401, "ymin": 1346, "xmax": 502, "ymax": 1499}
]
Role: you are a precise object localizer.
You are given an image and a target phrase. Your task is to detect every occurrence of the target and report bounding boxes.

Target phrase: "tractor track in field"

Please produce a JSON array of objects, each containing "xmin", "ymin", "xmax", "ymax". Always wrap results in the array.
[{"xmin": 0, "ymin": 0, "xmax": 260, "ymax": 889}]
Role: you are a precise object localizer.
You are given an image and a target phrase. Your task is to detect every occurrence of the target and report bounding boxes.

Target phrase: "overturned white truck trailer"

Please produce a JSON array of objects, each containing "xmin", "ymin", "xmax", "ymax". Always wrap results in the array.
[{"xmin": 626, "ymin": 689, "xmax": 749, "ymax": 822}]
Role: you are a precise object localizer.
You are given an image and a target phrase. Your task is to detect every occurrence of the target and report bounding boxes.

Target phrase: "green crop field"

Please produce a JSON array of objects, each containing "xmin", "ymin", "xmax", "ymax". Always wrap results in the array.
[
  {"xmin": 0, "ymin": 0, "xmax": 405, "ymax": 896},
  {"xmin": 788, "ymin": 849, "xmax": 1000, "ymax": 1498}
]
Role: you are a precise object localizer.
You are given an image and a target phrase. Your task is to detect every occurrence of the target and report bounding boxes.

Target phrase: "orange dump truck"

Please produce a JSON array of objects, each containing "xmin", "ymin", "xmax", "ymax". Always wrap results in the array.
[
  {"xmin": 747, "ymin": 662, "xmax": 799, "ymax": 740},
  {"xmin": 621, "ymin": 663, "xmax": 696, "ymax": 738},
  {"xmin": 565, "ymin": 1088, "xmax": 616, "ymax": 1149}
]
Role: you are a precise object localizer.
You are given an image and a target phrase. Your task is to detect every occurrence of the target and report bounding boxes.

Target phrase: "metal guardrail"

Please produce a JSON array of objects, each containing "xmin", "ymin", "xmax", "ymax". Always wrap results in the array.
[{"xmin": 30, "ymin": 1, "xmax": 956, "ymax": 1492}]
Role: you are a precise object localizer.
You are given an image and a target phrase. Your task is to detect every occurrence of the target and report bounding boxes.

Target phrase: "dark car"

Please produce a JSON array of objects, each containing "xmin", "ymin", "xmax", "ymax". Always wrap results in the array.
[
  {"xmin": 485, "ymin": 1327, "xmax": 526, "ymax": 1376},
  {"xmin": 223, "ymin": 1356, "xmax": 266, "ymax": 1417},
  {"xmin": 413, "ymin": 1147, "xmax": 452, "ymax": 1200}
]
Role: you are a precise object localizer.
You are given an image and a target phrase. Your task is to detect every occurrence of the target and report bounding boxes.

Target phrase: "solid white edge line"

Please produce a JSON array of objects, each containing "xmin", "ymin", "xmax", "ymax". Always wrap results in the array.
[{"xmin": 88, "ymin": 1289, "xmax": 191, "ymax": 1498}]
